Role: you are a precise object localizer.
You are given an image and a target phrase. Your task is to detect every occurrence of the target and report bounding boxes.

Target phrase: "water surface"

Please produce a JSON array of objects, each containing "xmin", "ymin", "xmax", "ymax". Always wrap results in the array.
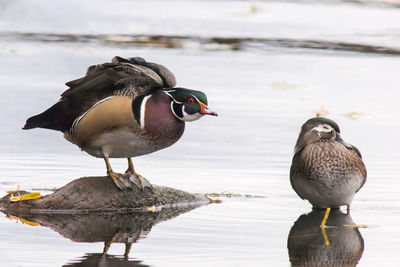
[{"xmin": 1, "ymin": 0, "xmax": 400, "ymax": 266}]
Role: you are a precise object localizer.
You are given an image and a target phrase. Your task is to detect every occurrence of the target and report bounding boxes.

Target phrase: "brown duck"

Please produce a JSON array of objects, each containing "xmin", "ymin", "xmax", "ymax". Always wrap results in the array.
[{"xmin": 290, "ymin": 117, "xmax": 367, "ymax": 213}]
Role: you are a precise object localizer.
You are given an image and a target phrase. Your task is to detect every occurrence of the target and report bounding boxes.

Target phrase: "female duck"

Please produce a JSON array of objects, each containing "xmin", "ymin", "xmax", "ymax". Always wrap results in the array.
[{"xmin": 290, "ymin": 117, "xmax": 366, "ymax": 213}]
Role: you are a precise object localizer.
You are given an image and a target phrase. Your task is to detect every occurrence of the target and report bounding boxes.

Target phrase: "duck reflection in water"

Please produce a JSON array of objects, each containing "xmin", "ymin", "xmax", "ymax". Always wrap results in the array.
[
  {"xmin": 287, "ymin": 209, "xmax": 364, "ymax": 267},
  {"xmin": 2, "ymin": 204, "xmax": 199, "ymax": 266},
  {"xmin": 63, "ymin": 253, "xmax": 149, "ymax": 267}
]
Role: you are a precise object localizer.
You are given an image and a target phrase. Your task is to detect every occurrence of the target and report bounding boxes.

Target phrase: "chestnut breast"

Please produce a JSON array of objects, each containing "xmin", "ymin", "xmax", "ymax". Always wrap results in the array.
[{"xmin": 141, "ymin": 90, "xmax": 185, "ymax": 147}]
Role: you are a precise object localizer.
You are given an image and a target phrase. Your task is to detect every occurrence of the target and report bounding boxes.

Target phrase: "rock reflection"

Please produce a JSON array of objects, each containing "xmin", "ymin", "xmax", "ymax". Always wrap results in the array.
[
  {"xmin": 2, "ymin": 204, "xmax": 201, "ymax": 265},
  {"xmin": 287, "ymin": 209, "xmax": 364, "ymax": 267},
  {"xmin": 63, "ymin": 253, "xmax": 149, "ymax": 267}
]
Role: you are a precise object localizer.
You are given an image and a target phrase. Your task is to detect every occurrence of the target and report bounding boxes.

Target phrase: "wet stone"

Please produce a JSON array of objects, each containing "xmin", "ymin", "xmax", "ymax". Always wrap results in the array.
[{"xmin": 0, "ymin": 176, "xmax": 210, "ymax": 214}]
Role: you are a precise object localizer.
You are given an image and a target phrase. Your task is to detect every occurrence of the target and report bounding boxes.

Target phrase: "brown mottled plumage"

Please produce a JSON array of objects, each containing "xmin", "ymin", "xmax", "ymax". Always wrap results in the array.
[{"xmin": 290, "ymin": 117, "xmax": 367, "ymax": 210}]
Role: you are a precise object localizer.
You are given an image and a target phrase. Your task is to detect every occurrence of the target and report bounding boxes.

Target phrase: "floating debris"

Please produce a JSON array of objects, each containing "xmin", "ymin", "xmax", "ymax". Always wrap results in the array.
[
  {"xmin": 6, "ymin": 215, "xmax": 40, "ymax": 226},
  {"xmin": 270, "ymin": 82, "xmax": 298, "ymax": 91},
  {"xmin": 316, "ymin": 106, "xmax": 327, "ymax": 117},
  {"xmin": 7, "ymin": 186, "xmax": 43, "ymax": 202},
  {"xmin": 204, "ymin": 191, "xmax": 266, "ymax": 199},
  {"xmin": 146, "ymin": 205, "xmax": 159, "ymax": 212},
  {"xmin": 343, "ymin": 224, "xmax": 369, "ymax": 228},
  {"xmin": 205, "ymin": 195, "xmax": 222, "ymax": 203},
  {"xmin": 10, "ymin": 192, "xmax": 42, "ymax": 202},
  {"xmin": 344, "ymin": 111, "xmax": 370, "ymax": 120}
]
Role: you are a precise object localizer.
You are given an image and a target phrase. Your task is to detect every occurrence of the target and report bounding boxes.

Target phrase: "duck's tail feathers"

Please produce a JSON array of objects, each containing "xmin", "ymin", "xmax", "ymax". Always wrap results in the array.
[
  {"xmin": 22, "ymin": 101, "xmax": 67, "ymax": 131},
  {"xmin": 23, "ymin": 113, "xmax": 51, "ymax": 130}
]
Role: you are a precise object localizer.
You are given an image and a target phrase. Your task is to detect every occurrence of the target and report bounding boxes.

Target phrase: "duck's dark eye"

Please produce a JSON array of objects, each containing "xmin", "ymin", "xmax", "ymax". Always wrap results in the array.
[{"xmin": 187, "ymin": 97, "xmax": 195, "ymax": 104}]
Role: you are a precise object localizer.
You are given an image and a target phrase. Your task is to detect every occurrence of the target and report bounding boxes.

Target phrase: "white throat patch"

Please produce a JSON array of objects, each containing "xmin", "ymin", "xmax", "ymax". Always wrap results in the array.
[{"xmin": 181, "ymin": 107, "xmax": 203, "ymax": 122}]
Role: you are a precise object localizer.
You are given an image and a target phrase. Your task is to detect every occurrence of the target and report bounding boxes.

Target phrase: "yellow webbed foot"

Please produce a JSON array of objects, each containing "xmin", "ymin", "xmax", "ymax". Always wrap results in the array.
[
  {"xmin": 108, "ymin": 171, "xmax": 131, "ymax": 190},
  {"xmin": 105, "ymin": 156, "xmax": 152, "ymax": 191},
  {"xmin": 320, "ymin": 208, "xmax": 332, "ymax": 247},
  {"xmin": 125, "ymin": 171, "xmax": 153, "ymax": 191},
  {"xmin": 125, "ymin": 157, "xmax": 153, "ymax": 191},
  {"xmin": 320, "ymin": 207, "xmax": 331, "ymax": 228}
]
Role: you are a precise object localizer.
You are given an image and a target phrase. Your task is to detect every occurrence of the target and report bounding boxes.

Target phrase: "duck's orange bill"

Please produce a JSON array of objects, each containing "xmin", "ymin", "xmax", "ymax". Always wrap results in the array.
[{"xmin": 199, "ymin": 102, "xmax": 218, "ymax": 116}]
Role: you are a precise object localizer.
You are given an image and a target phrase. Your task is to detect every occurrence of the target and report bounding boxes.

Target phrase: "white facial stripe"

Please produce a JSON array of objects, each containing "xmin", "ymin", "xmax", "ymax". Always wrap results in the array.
[
  {"xmin": 181, "ymin": 106, "xmax": 203, "ymax": 122},
  {"xmin": 191, "ymin": 94, "xmax": 209, "ymax": 107},
  {"xmin": 140, "ymin": 95, "xmax": 152, "ymax": 129},
  {"xmin": 191, "ymin": 94, "xmax": 200, "ymax": 102},
  {"xmin": 170, "ymin": 102, "xmax": 179, "ymax": 120},
  {"xmin": 163, "ymin": 90, "xmax": 182, "ymax": 104}
]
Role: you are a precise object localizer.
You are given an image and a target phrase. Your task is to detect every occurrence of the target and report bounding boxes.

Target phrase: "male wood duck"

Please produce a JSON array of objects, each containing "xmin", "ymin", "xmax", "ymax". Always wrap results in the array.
[
  {"xmin": 23, "ymin": 56, "xmax": 217, "ymax": 190},
  {"xmin": 290, "ymin": 117, "xmax": 367, "ymax": 214}
]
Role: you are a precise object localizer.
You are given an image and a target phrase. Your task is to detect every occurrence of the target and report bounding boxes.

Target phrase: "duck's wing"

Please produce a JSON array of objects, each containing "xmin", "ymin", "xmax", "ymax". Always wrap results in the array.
[
  {"xmin": 335, "ymin": 134, "xmax": 367, "ymax": 192},
  {"xmin": 23, "ymin": 56, "xmax": 176, "ymax": 132},
  {"xmin": 335, "ymin": 134, "xmax": 362, "ymax": 158},
  {"xmin": 62, "ymin": 56, "xmax": 175, "ymax": 99}
]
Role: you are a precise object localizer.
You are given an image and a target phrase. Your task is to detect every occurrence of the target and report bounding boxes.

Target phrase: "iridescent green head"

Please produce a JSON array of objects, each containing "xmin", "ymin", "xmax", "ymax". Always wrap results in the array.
[{"xmin": 164, "ymin": 88, "xmax": 217, "ymax": 122}]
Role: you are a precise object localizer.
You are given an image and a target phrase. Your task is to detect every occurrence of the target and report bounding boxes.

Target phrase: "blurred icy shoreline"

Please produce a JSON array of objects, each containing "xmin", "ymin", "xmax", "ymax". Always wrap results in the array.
[{"xmin": 2, "ymin": 0, "xmax": 400, "ymax": 51}]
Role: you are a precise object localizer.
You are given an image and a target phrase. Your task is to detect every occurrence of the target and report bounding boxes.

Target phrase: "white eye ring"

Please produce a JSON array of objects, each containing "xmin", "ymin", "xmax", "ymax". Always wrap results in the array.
[{"xmin": 313, "ymin": 124, "xmax": 333, "ymax": 133}]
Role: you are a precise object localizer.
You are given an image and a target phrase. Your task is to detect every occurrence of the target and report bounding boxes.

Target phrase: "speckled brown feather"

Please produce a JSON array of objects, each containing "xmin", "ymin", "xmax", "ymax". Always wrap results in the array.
[
  {"xmin": 291, "ymin": 141, "xmax": 367, "ymax": 198},
  {"xmin": 290, "ymin": 117, "xmax": 367, "ymax": 208}
]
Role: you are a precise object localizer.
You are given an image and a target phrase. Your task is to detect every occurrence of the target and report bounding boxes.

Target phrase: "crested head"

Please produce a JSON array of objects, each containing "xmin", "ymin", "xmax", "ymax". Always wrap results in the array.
[
  {"xmin": 301, "ymin": 117, "xmax": 340, "ymax": 134},
  {"xmin": 294, "ymin": 117, "xmax": 341, "ymax": 154},
  {"xmin": 164, "ymin": 88, "xmax": 217, "ymax": 122}
]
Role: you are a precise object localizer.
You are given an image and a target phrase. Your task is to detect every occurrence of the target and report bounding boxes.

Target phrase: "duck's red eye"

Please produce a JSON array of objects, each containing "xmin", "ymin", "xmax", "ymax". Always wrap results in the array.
[{"xmin": 187, "ymin": 97, "xmax": 195, "ymax": 104}]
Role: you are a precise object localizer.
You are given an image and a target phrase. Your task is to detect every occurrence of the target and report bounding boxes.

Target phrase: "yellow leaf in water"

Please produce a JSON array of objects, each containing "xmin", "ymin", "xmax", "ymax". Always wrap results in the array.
[
  {"xmin": 9, "ymin": 195, "xmax": 22, "ymax": 202},
  {"xmin": 205, "ymin": 195, "xmax": 222, "ymax": 203},
  {"xmin": 316, "ymin": 106, "xmax": 327, "ymax": 117},
  {"xmin": 6, "ymin": 215, "xmax": 20, "ymax": 220},
  {"xmin": 270, "ymin": 82, "xmax": 298, "ymax": 91},
  {"xmin": 20, "ymin": 192, "xmax": 42, "ymax": 200},
  {"xmin": 6, "ymin": 215, "xmax": 40, "ymax": 226},
  {"xmin": 19, "ymin": 218, "xmax": 40, "ymax": 227},
  {"xmin": 10, "ymin": 192, "xmax": 42, "ymax": 202},
  {"xmin": 344, "ymin": 112, "xmax": 371, "ymax": 120}
]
